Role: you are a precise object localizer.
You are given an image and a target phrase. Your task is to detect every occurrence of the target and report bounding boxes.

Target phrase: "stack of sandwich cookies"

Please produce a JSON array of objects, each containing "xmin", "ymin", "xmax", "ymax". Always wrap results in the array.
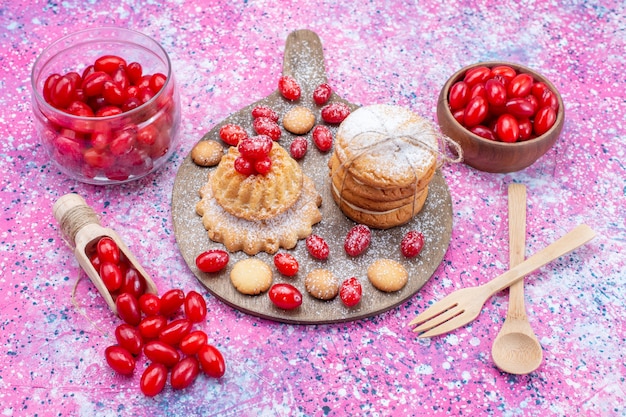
[{"xmin": 329, "ymin": 104, "xmax": 439, "ymax": 229}]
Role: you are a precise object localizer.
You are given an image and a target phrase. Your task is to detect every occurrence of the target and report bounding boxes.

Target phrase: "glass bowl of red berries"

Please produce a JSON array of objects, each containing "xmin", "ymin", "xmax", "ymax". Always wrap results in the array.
[
  {"xmin": 437, "ymin": 61, "xmax": 564, "ymax": 173},
  {"xmin": 31, "ymin": 27, "xmax": 181, "ymax": 184}
]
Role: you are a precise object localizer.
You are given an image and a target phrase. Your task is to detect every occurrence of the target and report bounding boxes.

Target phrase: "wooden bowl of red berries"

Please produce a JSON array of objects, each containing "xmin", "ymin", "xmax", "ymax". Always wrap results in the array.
[{"xmin": 437, "ymin": 61, "xmax": 564, "ymax": 173}]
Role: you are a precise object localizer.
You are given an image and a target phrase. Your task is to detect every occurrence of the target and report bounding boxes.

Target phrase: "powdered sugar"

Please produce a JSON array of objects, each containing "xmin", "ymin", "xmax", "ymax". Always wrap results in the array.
[{"xmin": 335, "ymin": 104, "xmax": 439, "ymax": 183}]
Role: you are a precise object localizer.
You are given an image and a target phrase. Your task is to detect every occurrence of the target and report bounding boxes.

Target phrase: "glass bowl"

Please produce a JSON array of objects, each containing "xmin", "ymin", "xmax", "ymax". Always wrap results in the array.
[{"xmin": 31, "ymin": 27, "xmax": 181, "ymax": 184}]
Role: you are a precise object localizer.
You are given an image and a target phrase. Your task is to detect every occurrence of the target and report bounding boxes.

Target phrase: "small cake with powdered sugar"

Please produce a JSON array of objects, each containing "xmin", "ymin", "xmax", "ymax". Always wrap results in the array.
[{"xmin": 329, "ymin": 104, "xmax": 439, "ymax": 229}]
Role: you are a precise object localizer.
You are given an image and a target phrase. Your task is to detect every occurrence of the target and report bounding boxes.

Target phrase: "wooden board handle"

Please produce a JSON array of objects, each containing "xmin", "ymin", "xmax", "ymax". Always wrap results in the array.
[{"xmin": 282, "ymin": 29, "xmax": 328, "ymax": 91}]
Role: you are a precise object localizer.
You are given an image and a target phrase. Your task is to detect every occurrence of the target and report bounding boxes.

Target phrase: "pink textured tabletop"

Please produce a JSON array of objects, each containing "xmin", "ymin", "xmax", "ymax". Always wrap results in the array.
[{"xmin": 1, "ymin": 1, "xmax": 625, "ymax": 416}]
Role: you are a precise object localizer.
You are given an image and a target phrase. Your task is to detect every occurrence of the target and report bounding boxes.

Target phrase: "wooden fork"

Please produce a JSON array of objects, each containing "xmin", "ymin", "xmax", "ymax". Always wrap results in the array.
[{"xmin": 408, "ymin": 224, "xmax": 596, "ymax": 337}]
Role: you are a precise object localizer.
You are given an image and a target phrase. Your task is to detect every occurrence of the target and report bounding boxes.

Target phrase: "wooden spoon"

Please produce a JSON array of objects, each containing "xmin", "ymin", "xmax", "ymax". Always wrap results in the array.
[
  {"xmin": 53, "ymin": 193, "xmax": 158, "ymax": 313},
  {"xmin": 491, "ymin": 183, "xmax": 543, "ymax": 374}
]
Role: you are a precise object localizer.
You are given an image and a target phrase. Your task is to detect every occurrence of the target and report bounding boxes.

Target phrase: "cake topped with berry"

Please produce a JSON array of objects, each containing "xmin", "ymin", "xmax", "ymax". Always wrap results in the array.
[
  {"xmin": 196, "ymin": 137, "xmax": 322, "ymax": 255},
  {"xmin": 212, "ymin": 136, "xmax": 304, "ymax": 221}
]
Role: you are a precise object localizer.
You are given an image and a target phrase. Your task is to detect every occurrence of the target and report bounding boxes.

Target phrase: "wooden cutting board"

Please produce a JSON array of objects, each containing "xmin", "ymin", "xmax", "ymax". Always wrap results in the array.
[{"xmin": 171, "ymin": 29, "xmax": 453, "ymax": 324}]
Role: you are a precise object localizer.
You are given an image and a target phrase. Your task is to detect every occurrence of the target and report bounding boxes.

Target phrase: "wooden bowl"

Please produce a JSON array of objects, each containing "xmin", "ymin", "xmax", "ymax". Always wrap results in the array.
[{"xmin": 437, "ymin": 61, "xmax": 564, "ymax": 173}]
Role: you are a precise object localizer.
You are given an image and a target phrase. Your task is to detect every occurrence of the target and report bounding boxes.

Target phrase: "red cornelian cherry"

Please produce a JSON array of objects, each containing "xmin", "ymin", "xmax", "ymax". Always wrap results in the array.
[
  {"xmin": 126, "ymin": 62, "xmax": 143, "ymax": 84},
  {"xmin": 120, "ymin": 267, "xmax": 146, "ymax": 299},
  {"xmin": 312, "ymin": 125, "xmax": 333, "ymax": 152},
  {"xmin": 144, "ymin": 340, "xmax": 181, "ymax": 368},
  {"xmin": 339, "ymin": 277, "xmax": 362, "ymax": 307},
  {"xmin": 138, "ymin": 315, "xmax": 167, "ymax": 340},
  {"xmin": 321, "ymin": 102, "xmax": 351, "ymax": 124},
  {"xmin": 100, "ymin": 262, "xmax": 123, "ymax": 292},
  {"xmin": 253, "ymin": 117, "xmax": 281, "ymax": 141},
  {"xmin": 448, "ymin": 81, "xmax": 469, "ymax": 110},
  {"xmin": 159, "ymin": 289, "xmax": 185, "ymax": 316},
  {"xmin": 198, "ymin": 344, "xmax": 226, "ymax": 378},
  {"xmin": 149, "ymin": 73, "xmax": 166, "ymax": 93},
  {"xmin": 94, "ymin": 55, "xmax": 127, "ymax": 74},
  {"xmin": 195, "ymin": 249, "xmax": 229, "ymax": 273},
  {"xmin": 313, "ymin": 83, "xmax": 332, "ymax": 105},
  {"xmin": 278, "ymin": 75, "xmax": 301, "ymax": 101},
  {"xmin": 254, "ymin": 156, "xmax": 272, "ymax": 175},
  {"xmin": 139, "ymin": 293, "xmax": 162, "ymax": 316},
  {"xmin": 158, "ymin": 318, "xmax": 192, "ymax": 346},
  {"xmin": 344, "ymin": 224, "xmax": 371, "ymax": 257},
  {"xmin": 401, "ymin": 230, "xmax": 425, "ymax": 258},
  {"xmin": 140, "ymin": 363, "xmax": 167, "ymax": 397},
  {"xmin": 251, "ymin": 105, "xmax": 279, "ymax": 122},
  {"xmin": 289, "ymin": 137, "xmax": 308, "ymax": 160},
  {"xmin": 238, "ymin": 135, "xmax": 273, "ymax": 160},
  {"xmin": 104, "ymin": 345, "xmax": 135, "ymax": 375},
  {"xmin": 534, "ymin": 106, "xmax": 557, "ymax": 135},
  {"xmin": 179, "ymin": 330, "xmax": 208, "ymax": 355},
  {"xmin": 463, "ymin": 66, "xmax": 491, "ymax": 87},
  {"xmin": 97, "ymin": 237, "xmax": 120, "ymax": 264},
  {"xmin": 184, "ymin": 291, "xmax": 207, "ymax": 323},
  {"xmin": 306, "ymin": 234, "xmax": 330, "ymax": 260},
  {"xmin": 234, "ymin": 156, "xmax": 256, "ymax": 175},
  {"xmin": 116, "ymin": 292, "xmax": 142, "ymax": 326},
  {"xmin": 268, "ymin": 283, "xmax": 303, "ymax": 310},
  {"xmin": 171, "ymin": 356, "xmax": 200, "ymax": 390},
  {"xmin": 115, "ymin": 323, "xmax": 143, "ymax": 356},
  {"xmin": 274, "ymin": 252, "xmax": 299, "ymax": 276}
]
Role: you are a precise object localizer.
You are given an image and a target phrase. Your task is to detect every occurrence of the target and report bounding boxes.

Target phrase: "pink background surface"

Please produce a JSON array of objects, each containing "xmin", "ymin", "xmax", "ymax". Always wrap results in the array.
[{"xmin": 1, "ymin": 1, "xmax": 625, "ymax": 416}]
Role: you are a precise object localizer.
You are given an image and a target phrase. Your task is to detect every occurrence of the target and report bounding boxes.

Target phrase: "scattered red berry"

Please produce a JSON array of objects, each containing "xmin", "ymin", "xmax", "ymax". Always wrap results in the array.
[
  {"xmin": 184, "ymin": 291, "xmax": 207, "ymax": 323},
  {"xmin": 219, "ymin": 124, "xmax": 247, "ymax": 146},
  {"xmin": 251, "ymin": 105, "xmax": 279, "ymax": 122},
  {"xmin": 273, "ymin": 252, "xmax": 299, "ymax": 276},
  {"xmin": 158, "ymin": 318, "xmax": 192, "ymax": 347},
  {"xmin": 138, "ymin": 293, "xmax": 161, "ymax": 316},
  {"xmin": 268, "ymin": 283, "xmax": 303, "ymax": 310},
  {"xmin": 170, "ymin": 356, "xmax": 200, "ymax": 390},
  {"xmin": 198, "ymin": 344, "xmax": 226, "ymax": 378},
  {"xmin": 138, "ymin": 315, "xmax": 167, "ymax": 340},
  {"xmin": 289, "ymin": 136, "xmax": 308, "ymax": 159},
  {"xmin": 313, "ymin": 83, "xmax": 332, "ymax": 105},
  {"xmin": 401, "ymin": 230, "xmax": 425, "ymax": 258},
  {"xmin": 344, "ymin": 224, "xmax": 371, "ymax": 257},
  {"xmin": 253, "ymin": 117, "xmax": 281, "ymax": 141},
  {"xmin": 321, "ymin": 102, "xmax": 351, "ymax": 124},
  {"xmin": 140, "ymin": 363, "xmax": 168, "ymax": 397},
  {"xmin": 195, "ymin": 249, "xmax": 229, "ymax": 273},
  {"xmin": 159, "ymin": 289, "xmax": 185, "ymax": 317},
  {"xmin": 306, "ymin": 234, "xmax": 330, "ymax": 260},
  {"xmin": 312, "ymin": 125, "xmax": 333, "ymax": 152},
  {"xmin": 115, "ymin": 323, "xmax": 144, "ymax": 356},
  {"xmin": 339, "ymin": 277, "xmax": 362, "ymax": 307},
  {"xmin": 278, "ymin": 75, "xmax": 301, "ymax": 100},
  {"xmin": 179, "ymin": 330, "xmax": 208, "ymax": 355},
  {"xmin": 116, "ymin": 292, "xmax": 142, "ymax": 326},
  {"xmin": 104, "ymin": 345, "xmax": 136, "ymax": 375},
  {"xmin": 144, "ymin": 340, "xmax": 181, "ymax": 368}
]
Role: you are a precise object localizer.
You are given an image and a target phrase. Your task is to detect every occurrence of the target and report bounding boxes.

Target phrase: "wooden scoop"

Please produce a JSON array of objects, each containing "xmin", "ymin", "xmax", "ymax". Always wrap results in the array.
[{"xmin": 53, "ymin": 193, "xmax": 158, "ymax": 313}]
